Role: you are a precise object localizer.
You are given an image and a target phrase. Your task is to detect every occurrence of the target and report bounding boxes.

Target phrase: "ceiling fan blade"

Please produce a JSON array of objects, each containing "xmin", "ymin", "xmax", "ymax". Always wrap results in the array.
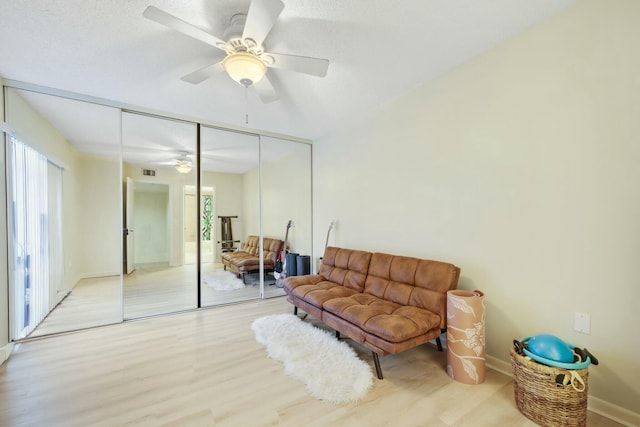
[
  {"xmin": 254, "ymin": 74, "xmax": 279, "ymax": 104},
  {"xmin": 181, "ymin": 61, "xmax": 225, "ymax": 84},
  {"xmin": 266, "ymin": 53, "xmax": 329, "ymax": 77},
  {"xmin": 243, "ymin": 0, "xmax": 284, "ymax": 47},
  {"xmin": 143, "ymin": 6, "xmax": 227, "ymax": 50}
]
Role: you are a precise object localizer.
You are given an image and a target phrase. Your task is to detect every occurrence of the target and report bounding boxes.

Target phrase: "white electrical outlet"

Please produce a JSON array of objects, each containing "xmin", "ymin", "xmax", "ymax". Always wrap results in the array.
[{"xmin": 574, "ymin": 312, "xmax": 591, "ymax": 334}]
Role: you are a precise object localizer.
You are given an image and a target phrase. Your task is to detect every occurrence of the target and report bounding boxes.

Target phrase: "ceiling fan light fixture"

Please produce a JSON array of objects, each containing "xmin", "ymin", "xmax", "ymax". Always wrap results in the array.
[
  {"xmin": 223, "ymin": 52, "xmax": 266, "ymax": 87},
  {"xmin": 175, "ymin": 160, "xmax": 192, "ymax": 174}
]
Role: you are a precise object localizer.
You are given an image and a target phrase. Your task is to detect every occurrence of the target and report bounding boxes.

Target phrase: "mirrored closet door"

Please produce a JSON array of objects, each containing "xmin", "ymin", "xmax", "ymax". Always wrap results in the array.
[
  {"xmin": 5, "ymin": 88, "xmax": 122, "ymax": 338},
  {"xmin": 121, "ymin": 112, "xmax": 198, "ymax": 319},
  {"xmin": 260, "ymin": 137, "xmax": 312, "ymax": 298},
  {"xmin": 200, "ymin": 126, "xmax": 261, "ymax": 306}
]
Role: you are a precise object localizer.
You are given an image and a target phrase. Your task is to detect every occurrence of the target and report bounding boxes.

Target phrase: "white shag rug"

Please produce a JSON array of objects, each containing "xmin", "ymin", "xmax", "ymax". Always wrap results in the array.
[
  {"xmin": 202, "ymin": 269, "xmax": 245, "ymax": 291},
  {"xmin": 251, "ymin": 313, "xmax": 374, "ymax": 404}
]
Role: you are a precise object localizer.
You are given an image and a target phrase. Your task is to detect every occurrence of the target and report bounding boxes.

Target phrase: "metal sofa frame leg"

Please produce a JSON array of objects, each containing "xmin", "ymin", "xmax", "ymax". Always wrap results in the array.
[
  {"xmin": 291, "ymin": 308, "xmax": 385, "ymax": 379},
  {"xmin": 372, "ymin": 352, "xmax": 384, "ymax": 379},
  {"xmin": 435, "ymin": 329, "xmax": 446, "ymax": 352},
  {"xmin": 334, "ymin": 328, "xmax": 384, "ymax": 379}
]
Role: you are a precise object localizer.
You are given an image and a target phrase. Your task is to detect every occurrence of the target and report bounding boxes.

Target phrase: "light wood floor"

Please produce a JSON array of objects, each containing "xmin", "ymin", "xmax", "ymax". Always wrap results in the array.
[
  {"xmin": 0, "ymin": 297, "xmax": 621, "ymax": 427},
  {"xmin": 31, "ymin": 264, "xmax": 285, "ymax": 337}
]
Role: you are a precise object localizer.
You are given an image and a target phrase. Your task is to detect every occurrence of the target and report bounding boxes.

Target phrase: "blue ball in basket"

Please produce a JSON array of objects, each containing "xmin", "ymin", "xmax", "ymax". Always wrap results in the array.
[{"xmin": 526, "ymin": 334, "xmax": 574, "ymax": 363}]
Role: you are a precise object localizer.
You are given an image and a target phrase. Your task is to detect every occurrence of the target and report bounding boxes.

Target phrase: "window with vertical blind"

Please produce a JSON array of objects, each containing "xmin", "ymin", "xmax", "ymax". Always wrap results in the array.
[{"xmin": 8, "ymin": 135, "xmax": 63, "ymax": 339}]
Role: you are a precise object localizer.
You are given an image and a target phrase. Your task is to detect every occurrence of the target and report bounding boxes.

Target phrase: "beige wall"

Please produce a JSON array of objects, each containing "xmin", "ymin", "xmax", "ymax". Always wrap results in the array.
[
  {"xmin": 313, "ymin": 0, "xmax": 639, "ymax": 417},
  {"xmin": 242, "ymin": 166, "xmax": 260, "ymax": 240},
  {"xmin": 76, "ymin": 154, "xmax": 121, "ymax": 277}
]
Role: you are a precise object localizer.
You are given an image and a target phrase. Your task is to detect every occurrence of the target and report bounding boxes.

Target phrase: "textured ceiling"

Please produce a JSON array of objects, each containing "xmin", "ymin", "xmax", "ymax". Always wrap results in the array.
[{"xmin": 1, "ymin": 0, "xmax": 579, "ymax": 142}]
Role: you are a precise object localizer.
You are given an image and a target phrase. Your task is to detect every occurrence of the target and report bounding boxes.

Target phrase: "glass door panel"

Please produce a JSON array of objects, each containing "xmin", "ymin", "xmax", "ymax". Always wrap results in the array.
[
  {"xmin": 260, "ymin": 137, "xmax": 313, "ymax": 297},
  {"xmin": 5, "ymin": 88, "xmax": 122, "ymax": 337},
  {"xmin": 200, "ymin": 126, "xmax": 260, "ymax": 306},
  {"xmin": 121, "ymin": 112, "xmax": 197, "ymax": 318}
]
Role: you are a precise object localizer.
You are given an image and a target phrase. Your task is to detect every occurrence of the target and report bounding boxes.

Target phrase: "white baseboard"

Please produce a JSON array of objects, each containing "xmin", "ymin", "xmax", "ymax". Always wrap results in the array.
[
  {"xmin": 78, "ymin": 271, "xmax": 120, "ymax": 280},
  {"xmin": 588, "ymin": 396, "xmax": 640, "ymax": 427},
  {"xmin": 486, "ymin": 354, "xmax": 639, "ymax": 426},
  {"xmin": 486, "ymin": 354, "xmax": 511, "ymax": 376},
  {"xmin": 1, "ymin": 342, "xmax": 14, "ymax": 366}
]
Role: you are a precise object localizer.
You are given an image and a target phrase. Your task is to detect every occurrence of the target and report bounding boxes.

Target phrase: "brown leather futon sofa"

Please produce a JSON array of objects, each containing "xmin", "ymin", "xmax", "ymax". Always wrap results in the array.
[
  {"xmin": 284, "ymin": 246, "xmax": 460, "ymax": 378},
  {"xmin": 221, "ymin": 235, "xmax": 283, "ymax": 283}
]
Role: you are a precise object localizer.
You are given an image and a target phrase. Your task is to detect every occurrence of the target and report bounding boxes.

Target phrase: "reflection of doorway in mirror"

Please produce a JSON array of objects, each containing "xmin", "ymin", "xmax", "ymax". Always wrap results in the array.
[
  {"xmin": 183, "ymin": 186, "xmax": 215, "ymax": 265},
  {"xmin": 183, "ymin": 190, "xmax": 197, "ymax": 265},
  {"xmin": 133, "ymin": 183, "xmax": 170, "ymax": 267},
  {"xmin": 201, "ymin": 187, "xmax": 215, "ymax": 265}
]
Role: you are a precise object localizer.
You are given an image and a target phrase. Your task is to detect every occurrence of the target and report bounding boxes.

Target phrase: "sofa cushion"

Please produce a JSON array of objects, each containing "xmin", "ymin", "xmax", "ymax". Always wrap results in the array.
[
  {"xmin": 363, "ymin": 252, "xmax": 460, "ymax": 329},
  {"xmin": 241, "ymin": 235, "xmax": 282, "ymax": 263},
  {"xmin": 262, "ymin": 237, "xmax": 282, "ymax": 264},
  {"xmin": 318, "ymin": 247, "xmax": 372, "ymax": 292},
  {"xmin": 241, "ymin": 235, "xmax": 261, "ymax": 256},
  {"xmin": 323, "ymin": 293, "xmax": 441, "ymax": 343},
  {"xmin": 288, "ymin": 279, "xmax": 360, "ymax": 310},
  {"xmin": 224, "ymin": 253, "xmax": 260, "ymax": 267}
]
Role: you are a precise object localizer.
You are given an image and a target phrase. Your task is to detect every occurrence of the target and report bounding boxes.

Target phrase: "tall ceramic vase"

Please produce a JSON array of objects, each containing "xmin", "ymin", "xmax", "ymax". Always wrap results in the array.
[{"xmin": 446, "ymin": 290, "xmax": 486, "ymax": 384}]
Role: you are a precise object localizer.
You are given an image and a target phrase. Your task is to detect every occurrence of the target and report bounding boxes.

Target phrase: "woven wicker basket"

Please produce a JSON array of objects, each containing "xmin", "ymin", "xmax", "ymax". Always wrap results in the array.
[{"xmin": 510, "ymin": 346, "xmax": 588, "ymax": 427}]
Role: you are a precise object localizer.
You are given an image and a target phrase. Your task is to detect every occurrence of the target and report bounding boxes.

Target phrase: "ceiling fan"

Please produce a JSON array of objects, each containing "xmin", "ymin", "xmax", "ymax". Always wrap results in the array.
[
  {"xmin": 122, "ymin": 146, "xmax": 194, "ymax": 172},
  {"xmin": 168, "ymin": 152, "xmax": 193, "ymax": 174},
  {"xmin": 143, "ymin": 0, "xmax": 330, "ymax": 103},
  {"xmin": 127, "ymin": 147, "xmax": 252, "ymax": 174}
]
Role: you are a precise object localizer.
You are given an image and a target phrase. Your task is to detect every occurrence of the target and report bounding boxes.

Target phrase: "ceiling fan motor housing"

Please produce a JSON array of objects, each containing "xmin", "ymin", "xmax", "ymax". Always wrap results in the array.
[{"xmin": 224, "ymin": 14, "xmax": 263, "ymax": 56}]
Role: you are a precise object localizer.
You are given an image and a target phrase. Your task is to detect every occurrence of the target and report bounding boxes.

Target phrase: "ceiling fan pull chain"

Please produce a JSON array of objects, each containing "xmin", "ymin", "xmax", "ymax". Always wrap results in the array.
[{"xmin": 245, "ymin": 86, "xmax": 249, "ymax": 125}]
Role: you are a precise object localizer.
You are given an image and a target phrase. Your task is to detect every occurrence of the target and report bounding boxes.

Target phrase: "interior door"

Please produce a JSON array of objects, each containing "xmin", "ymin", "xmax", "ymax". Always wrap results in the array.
[{"xmin": 125, "ymin": 177, "xmax": 136, "ymax": 275}]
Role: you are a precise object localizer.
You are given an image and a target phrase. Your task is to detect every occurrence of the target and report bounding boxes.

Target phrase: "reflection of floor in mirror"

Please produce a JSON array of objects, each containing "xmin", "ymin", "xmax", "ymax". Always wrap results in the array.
[
  {"xmin": 31, "ymin": 263, "xmax": 285, "ymax": 338},
  {"xmin": 30, "ymin": 275, "xmax": 122, "ymax": 337},
  {"xmin": 184, "ymin": 240, "xmax": 216, "ymax": 265}
]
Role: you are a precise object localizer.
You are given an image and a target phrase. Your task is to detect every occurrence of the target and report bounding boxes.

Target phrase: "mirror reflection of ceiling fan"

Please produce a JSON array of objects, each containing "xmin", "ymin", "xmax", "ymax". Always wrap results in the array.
[
  {"xmin": 125, "ymin": 146, "xmax": 258, "ymax": 174},
  {"xmin": 143, "ymin": 0, "xmax": 330, "ymax": 103},
  {"xmin": 165, "ymin": 152, "xmax": 193, "ymax": 174},
  {"xmin": 122, "ymin": 146, "xmax": 192, "ymax": 173}
]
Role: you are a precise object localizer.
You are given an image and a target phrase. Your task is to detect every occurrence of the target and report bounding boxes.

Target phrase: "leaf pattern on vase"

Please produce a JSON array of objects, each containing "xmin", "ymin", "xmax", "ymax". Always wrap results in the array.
[
  {"xmin": 461, "ymin": 358, "xmax": 479, "ymax": 383},
  {"xmin": 447, "ymin": 322, "xmax": 484, "ymax": 355},
  {"xmin": 448, "ymin": 295, "xmax": 476, "ymax": 317},
  {"xmin": 473, "ymin": 345, "xmax": 483, "ymax": 357}
]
